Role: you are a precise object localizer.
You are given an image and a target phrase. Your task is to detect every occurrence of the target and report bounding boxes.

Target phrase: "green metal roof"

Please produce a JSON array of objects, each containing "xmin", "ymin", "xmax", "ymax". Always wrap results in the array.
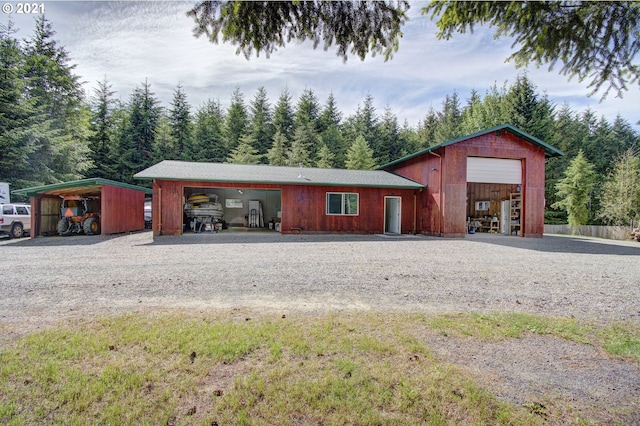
[
  {"xmin": 134, "ymin": 161, "xmax": 424, "ymax": 189},
  {"xmin": 12, "ymin": 178, "xmax": 152, "ymax": 197},
  {"xmin": 378, "ymin": 123, "xmax": 565, "ymax": 169}
]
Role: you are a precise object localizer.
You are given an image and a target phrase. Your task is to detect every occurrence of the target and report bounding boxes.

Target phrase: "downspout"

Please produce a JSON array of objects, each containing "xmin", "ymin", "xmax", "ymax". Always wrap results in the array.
[
  {"xmin": 413, "ymin": 192, "xmax": 417, "ymax": 235},
  {"xmin": 413, "ymin": 188, "xmax": 423, "ymax": 235},
  {"xmin": 156, "ymin": 181, "xmax": 162, "ymax": 236},
  {"xmin": 428, "ymin": 151, "xmax": 443, "ymax": 237}
]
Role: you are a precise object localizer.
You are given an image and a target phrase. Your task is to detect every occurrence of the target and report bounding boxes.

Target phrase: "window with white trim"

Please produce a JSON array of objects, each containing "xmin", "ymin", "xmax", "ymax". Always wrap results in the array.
[{"xmin": 326, "ymin": 192, "xmax": 359, "ymax": 215}]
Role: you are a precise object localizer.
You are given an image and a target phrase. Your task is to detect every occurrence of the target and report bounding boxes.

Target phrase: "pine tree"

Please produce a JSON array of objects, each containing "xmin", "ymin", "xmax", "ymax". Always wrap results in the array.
[
  {"xmin": 595, "ymin": 115, "xmax": 628, "ymax": 175},
  {"xmin": 287, "ymin": 124, "xmax": 314, "ymax": 167},
  {"xmin": 249, "ymin": 86, "xmax": 273, "ymax": 159},
  {"xmin": 345, "ymin": 134, "xmax": 376, "ymax": 170},
  {"xmin": 460, "ymin": 89, "xmax": 484, "ymax": 135},
  {"xmin": 224, "ymin": 87, "xmax": 248, "ymax": 156},
  {"xmin": 545, "ymin": 103, "xmax": 580, "ymax": 223},
  {"xmin": 612, "ymin": 115, "xmax": 639, "ymax": 154},
  {"xmin": 193, "ymin": 99, "xmax": 226, "ymax": 162},
  {"xmin": 377, "ymin": 105, "xmax": 402, "ymax": 165},
  {"xmin": 294, "ymin": 88, "xmax": 320, "ymax": 131},
  {"xmin": 120, "ymin": 80, "xmax": 161, "ymax": 183},
  {"xmin": 22, "ymin": 16, "xmax": 88, "ymax": 183},
  {"xmin": 478, "ymin": 82, "xmax": 509, "ymax": 128},
  {"xmin": 399, "ymin": 120, "xmax": 420, "ymax": 159},
  {"xmin": 576, "ymin": 108, "xmax": 612, "ymax": 184},
  {"xmin": 318, "ymin": 91, "xmax": 342, "ymax": 132},
  {"xmin": 552, "ymin": 150, "xmax": 597, "ymax": 233},
  {"xmin": 87, "ymin": 77, "xmax": 116, "ymax": 179},
  {"xmin": 504, "ymin": 73, "xmax": 553, "ymax": 140},
  {"xmin": 110, "ymin": 102, "xmax": 130, "ymax": 182},
  {"xmin": 273, "ymin": 88, "xmax": 295, "ymax": 141},
  {"xmin": 346, "ymin": 93, "xmax": 378, "ymax": 146},
  {"xmin": 315, "ymin": 144, "xmax": 335, "ymax": 168},
  {"xmin": 434, "ymin": 91, "xmax": 463, "ymax": 144},
  {"xmin": 598, "ymin": 150, "xmax": 640, "ymax": 226},
  {"xmin": 23, "ymin": 17, "xmax": 83, "ymax": 120},
  {"xmin": 169, "ymin": 83, "xmax": 193, "ymax": 160},
  {"xmin": 320, "ymin": 124, "xmax": 346, "ymax": 168},
  {"xmin": 151, "ymin": 114, "xmax": 175, "ymax": 163},
  {"xmin": 227, "ymin": 133, "xmax": 261, "ymax": 164},
  {"xmin": 267, "ymin": 130, "xmax": 288, "ymax": 166},
  {"xmin": 0, "ymin": 21, "xmax": 37, "ymax": 188},
  {"xmin": 417, "ymin": 107, "xmax": 439, "ymax": 148},
  {"xmin": 65, "ymin": 105, "xmax": 93, "ymax": 180}
]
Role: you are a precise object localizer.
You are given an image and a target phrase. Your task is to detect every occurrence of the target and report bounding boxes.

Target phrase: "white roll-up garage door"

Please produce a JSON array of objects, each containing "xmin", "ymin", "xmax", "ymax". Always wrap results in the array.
[{"xmin": 467, "ymin": 157, "xmax": 522, "ymax": 184}]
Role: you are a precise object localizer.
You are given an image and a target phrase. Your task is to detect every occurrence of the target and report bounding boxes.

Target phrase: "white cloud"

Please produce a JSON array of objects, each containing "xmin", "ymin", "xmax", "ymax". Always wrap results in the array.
[{"xmin": 5, "ymin": 1, "xmax": 639, "ymax": 128}]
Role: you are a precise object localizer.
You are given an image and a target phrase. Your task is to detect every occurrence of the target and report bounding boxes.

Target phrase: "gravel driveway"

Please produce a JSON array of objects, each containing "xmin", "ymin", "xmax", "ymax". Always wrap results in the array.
[{"xmin": 1, "ymin": 231, "xmax": 639, "ymax": 423}]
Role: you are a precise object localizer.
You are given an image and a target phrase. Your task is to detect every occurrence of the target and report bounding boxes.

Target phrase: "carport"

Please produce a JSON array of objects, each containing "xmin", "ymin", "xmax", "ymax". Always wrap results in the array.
[{"xmin": 12, "ymin": 178, "xmax": 152, "ymax": 238}]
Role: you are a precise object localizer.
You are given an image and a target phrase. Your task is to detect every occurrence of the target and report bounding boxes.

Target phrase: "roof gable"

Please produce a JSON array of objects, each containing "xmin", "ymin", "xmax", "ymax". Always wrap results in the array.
[
  {"xmin": 134, "ymin": 161, "xmax": 424, "ymax": 189},
  {"xmin": 379, "ymin": 123, "xmax": 564, "ymax": 169}
]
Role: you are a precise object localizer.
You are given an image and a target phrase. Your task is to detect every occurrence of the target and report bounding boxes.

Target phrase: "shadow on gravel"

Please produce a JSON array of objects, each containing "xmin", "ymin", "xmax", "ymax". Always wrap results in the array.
[
  {"xmin": 140, "ymin": 231, "xmax": 432, "ymax": 246},
  {"xmin": 144, "ymin": 231, "xmax": 640, "ymax": 256},
  {"xmin": 0, "ymin": 232, "xmax": 143, "ymax": 247},
  {"xmin": 467, "ymin": 233, "xmax": 640, "ymax": 256},
  {"xmin": 4, "ymin": 230, "xmax": 639, "ymax": 256}
]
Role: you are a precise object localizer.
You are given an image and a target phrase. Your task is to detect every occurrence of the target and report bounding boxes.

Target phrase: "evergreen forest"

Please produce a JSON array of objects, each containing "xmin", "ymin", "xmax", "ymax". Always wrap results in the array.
[{"xmin": 1, "ymin": 18, "xmax": 639, "ymax": 226}]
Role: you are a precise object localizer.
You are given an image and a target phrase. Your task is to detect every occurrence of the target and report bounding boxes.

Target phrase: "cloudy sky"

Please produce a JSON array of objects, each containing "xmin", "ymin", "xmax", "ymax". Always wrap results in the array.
[{"xmin": 6, "ymin": 1, "xmax": 639, "ymax": 129}]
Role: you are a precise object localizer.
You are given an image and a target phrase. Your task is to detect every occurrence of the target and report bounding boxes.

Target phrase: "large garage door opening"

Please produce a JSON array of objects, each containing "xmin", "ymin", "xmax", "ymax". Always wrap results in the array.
[
  {"xmin": 183, "ymin": 187, "xmax": 282, "ymax": 234},
  {"xmin": 466, "ymin": 157, "xmax": 523, "ymax": 236}
]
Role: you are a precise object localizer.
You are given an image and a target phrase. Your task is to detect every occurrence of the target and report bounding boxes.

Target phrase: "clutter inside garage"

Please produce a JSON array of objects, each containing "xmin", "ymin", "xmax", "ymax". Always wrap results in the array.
[
  {"xmin": 466, "ymin": 183, "xmax": 522, "ymax": 236},
  {"xmin": 183, "ymin": 187, "xmax": 281, "ymax": 233}
]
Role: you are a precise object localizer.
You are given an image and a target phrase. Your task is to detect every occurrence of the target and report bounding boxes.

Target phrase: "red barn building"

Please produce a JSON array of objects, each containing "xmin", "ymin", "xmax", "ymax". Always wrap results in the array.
[
  {"xmin": 135, "ymin": 124, "xmax": 563, "ymax": 238},
  {"xmin": 381, "ymin": 124, "xmax": 564, "ymax": 238}
]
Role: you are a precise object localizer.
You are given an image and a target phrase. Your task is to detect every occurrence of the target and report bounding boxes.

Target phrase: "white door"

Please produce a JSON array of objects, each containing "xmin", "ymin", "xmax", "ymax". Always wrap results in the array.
[
  {"xmin": 384, "ymin": 197, "xmax": 401, "ymax": 234},
  {"xmin": 467, "ymin": 157, "xmax": 522, "ymax": 184}
]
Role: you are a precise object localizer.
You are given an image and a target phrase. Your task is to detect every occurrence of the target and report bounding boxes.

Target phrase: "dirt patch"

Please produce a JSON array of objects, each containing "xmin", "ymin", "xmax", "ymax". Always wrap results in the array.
[{"xmin": 424, "ymin": 331, "xmax": 640, "ymax": 424}]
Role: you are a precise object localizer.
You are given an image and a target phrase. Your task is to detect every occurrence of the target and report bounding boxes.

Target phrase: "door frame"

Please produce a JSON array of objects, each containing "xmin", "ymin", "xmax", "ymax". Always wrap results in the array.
[{"xmin": 384, "ymin": 196, "xmax": 402, "ymax": 234}]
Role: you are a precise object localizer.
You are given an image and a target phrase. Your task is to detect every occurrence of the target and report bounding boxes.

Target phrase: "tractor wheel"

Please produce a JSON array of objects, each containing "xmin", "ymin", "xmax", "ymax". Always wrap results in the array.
[
  {"xmin": 57, "ymin": 218, "xmax": 71, "ymax": 236},
  {"xmin": 83, "ymin": 217, "xmax": 100, "ymax": 235},
  {"xmin": 9, "ymin": 223, "xmax": 24, "ymax": 239}
]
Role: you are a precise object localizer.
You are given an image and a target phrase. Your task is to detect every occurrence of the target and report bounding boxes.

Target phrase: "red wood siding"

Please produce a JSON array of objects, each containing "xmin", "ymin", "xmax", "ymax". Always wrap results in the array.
[
  {"xmin": 281, "ymin": 184, "xmax": 416, "ymax": 234},
  {"xmin": 386, "ymin": 153, "xmax": 441, "ymax": 236},
  {"xmin": 152, "ymin": 180, "xmax": 417, "ymax": 236},
  {"xmin": 386, "ymin": 129, "xmax": 547, "ymax": 238},
  {"xmin": 100, "ymin": 185, "xmax": 146, "ymax": 235}
]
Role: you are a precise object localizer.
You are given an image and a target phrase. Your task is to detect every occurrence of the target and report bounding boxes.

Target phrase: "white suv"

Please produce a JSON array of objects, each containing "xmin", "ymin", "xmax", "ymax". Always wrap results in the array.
[{"xmin": 0, "ymin": 203, "xmax": 31, "ymax": 238}]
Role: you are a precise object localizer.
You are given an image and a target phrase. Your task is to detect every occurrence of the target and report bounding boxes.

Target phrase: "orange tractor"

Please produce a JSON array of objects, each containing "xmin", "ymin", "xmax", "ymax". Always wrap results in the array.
[{"xmin": 56, "ymin": 196, "xmax": 101, "ymax": 236}]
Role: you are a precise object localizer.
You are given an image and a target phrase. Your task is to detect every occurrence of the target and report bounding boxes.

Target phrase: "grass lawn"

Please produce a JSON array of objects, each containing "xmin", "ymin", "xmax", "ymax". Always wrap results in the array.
[{"xmin": 0, "ymin": 311, "xmax": 638, "ymax": 425}]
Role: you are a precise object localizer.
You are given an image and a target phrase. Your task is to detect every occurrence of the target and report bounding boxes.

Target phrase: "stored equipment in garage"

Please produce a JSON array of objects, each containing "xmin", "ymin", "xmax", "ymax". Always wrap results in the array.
[
  {"xmin": 184, "ymin": 193, "xmax": 224, "ymax": 233},
  {"xmin": 56, "ymin": 196, "xmax": 101, "ymax": 236},
  {"xmin": 11, "ymin": 178, "xmax": 151, "ymax": 238}
]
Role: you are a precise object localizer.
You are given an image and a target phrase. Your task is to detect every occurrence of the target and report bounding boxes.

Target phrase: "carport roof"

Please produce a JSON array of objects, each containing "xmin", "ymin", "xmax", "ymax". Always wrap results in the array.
[
  {"xmin": 12, "ymin": 178, "xmax": 152, "ymax": 198},
  {"xmin": 134, "ymin": 161, "xmax": 424, "ymax": 189}
]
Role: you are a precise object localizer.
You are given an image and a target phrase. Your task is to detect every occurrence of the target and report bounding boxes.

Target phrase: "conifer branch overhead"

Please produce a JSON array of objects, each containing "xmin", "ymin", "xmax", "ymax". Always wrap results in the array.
[{"xmin": 187, "ymin": 1, "xmax": 409, "ymax": 62}]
